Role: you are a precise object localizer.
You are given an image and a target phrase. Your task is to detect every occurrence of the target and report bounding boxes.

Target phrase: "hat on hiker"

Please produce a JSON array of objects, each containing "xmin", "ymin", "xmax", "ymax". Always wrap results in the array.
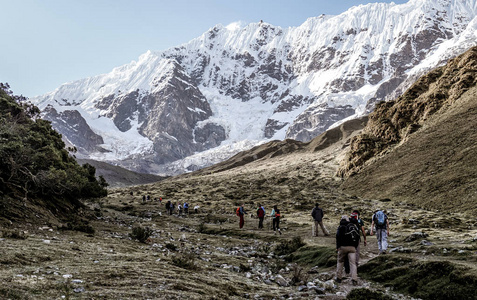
[{"xmin": 350, "ymin": 212, "xmax": 358, "ymax": 219}]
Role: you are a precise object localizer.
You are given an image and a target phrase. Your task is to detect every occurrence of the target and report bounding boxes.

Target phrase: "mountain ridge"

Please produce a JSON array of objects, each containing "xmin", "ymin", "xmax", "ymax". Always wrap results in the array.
[{"xmin": 31, "ymin": 0, "xmax": 477, "ymax": 175}]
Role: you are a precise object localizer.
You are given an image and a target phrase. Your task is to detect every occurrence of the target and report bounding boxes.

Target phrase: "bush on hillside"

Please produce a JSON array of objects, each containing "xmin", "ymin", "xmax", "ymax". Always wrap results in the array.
[{"xmin": 0, "ymin": 83, "xmax": 108, "ymax": 218}]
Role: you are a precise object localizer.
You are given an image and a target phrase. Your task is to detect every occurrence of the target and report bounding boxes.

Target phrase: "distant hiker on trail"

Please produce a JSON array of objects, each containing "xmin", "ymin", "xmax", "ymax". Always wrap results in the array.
[
  {"xmin": 146, "ymin": 195, "xmax": 150, "ymax": 201},
  {"xmin": 194, "ymin": 205, "xmax": 200, "ymax": 214},
  {"xmin": 256, "ymin": 204, "xmax": 265, "ymax": 229},
  {"xmin": 237, "ymin": 204, "xmax": 246, "ymax": 229},
  {"xmin": 183, "ymin": 202, "xmax": 189, "ymax": 215},
  {"xmin": 178, "ymin": 203, "xmax": 183, "ymax": 216},
  {"xmin": 336, "ymin": 215, "xmax": 359, "ymax": 286},
  {"xmin": 142, "ymin": 195, "xmax": 146, "ymax": 203},
  {"xmin": 370, "ymin": 209, "xmax": 390, "ymax": 255},
  {"xmin": 165, "ymin": 200, "xmax": 173, "ymax": 215},
  {"xmin": 311, "ymin": 203, "xmax": 329, "ymax": 236},
  {"xmin": 270, "ymin": 205, "xmax": 281, "ymax": 235}
]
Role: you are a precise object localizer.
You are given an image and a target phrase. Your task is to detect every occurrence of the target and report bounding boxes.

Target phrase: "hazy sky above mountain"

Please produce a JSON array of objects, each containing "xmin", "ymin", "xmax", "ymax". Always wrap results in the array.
[{"xmin": 1, "ymin": 0, "xmax": 408, "ymax": 97}]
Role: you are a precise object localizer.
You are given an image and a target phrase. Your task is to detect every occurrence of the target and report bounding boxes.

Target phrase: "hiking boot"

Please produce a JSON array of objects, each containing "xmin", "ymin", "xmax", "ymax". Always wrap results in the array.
[
  {"xmin": 335, "ymin": 278, "xmax": 342, "ymax": 283},
  {"xmin": 352, "ymin": 280, "xmax": 358, "ymax": 286},
  {"xmin": 279, "ymin": 230, "xmax": 282, "ymax": 235}
]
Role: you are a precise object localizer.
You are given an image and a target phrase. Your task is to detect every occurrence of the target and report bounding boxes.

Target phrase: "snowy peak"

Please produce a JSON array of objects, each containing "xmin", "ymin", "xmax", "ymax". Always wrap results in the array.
[{"xmin": 31, "ymin": 0, "xmax": 477, "ymax": 175}]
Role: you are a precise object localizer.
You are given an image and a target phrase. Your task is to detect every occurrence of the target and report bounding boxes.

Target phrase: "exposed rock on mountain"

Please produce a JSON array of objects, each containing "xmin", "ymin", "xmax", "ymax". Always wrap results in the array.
[
  {"xmin": 339, "ymin": 46, "xmax": 477, "ymax": 212},
  {"xmin": 31, "ymin": 0, "xmax": 477, "ymax": 174}
]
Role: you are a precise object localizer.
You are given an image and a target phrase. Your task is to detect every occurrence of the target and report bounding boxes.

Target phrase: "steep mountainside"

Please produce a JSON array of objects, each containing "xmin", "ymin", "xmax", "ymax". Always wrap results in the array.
[
  {"xmin": 76, "ymin": 159, "xmax": 165, "ymax": 188},
  {"xmin": 31, "ymin": 0, "xmax": 477, "ymax": 175},
  {"xmin": 339, "ymin": 46, "xmax": 477, "ymax": 212}
]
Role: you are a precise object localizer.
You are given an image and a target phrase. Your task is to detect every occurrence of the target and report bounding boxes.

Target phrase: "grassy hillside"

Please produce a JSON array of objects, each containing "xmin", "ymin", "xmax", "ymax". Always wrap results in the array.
[{"xmin": 339, "ymin": 46, "xmax": 477, "ymax": 213}]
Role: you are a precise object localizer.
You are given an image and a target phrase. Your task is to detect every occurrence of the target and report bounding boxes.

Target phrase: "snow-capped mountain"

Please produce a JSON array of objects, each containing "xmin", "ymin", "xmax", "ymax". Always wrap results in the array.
[{"xmin": 31, "ymin": 0, "xmax": 477, "ymax": 175}]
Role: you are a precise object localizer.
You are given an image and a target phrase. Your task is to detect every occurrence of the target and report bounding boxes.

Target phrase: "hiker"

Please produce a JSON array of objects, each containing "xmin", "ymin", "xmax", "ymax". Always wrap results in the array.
[
  {"xmin": 370, "ymin": 209, "xmax": 390, "ymax": 254},
  {"xmin": 183, "ymin": 202, "xmax": 189, "ymax": 215},
  {"xmin": 256, "ymin": 204, "xmax": 265, "ymax": 229},
  {"xmin": 194, "ymin": 205, "xmax": 200, "ymax": 214},
  {"xmin": 142, "ymin": 195, "xmax": 146, "ymax": 203},
  {"xmin": 336, "ymin": 215, "xmax": 360, "ymax": 285},
  {"xmin": 270, "ymin": 205, "xmax": 281, "ymax": 235},
  {"xmin": 311, "ymin": 203, "xmax": 329, "ymax": 236},
  {"xmin": 178, "ymin": 202, "xmax": 183, "ymax": 216},
  {"xmin": 165, "ymin": 200, "xmax": 171, "ymax": 214},
  {"xmin": 351, "ymin": 210, "xmax": 367, "ymax": 265},
  {"xmin": 146, "ymin": 195, "xmax": 150, "ymax": 201},
  {"xmin": 237, "ymin": 204, "xmax": 246, "ymax": 228}
]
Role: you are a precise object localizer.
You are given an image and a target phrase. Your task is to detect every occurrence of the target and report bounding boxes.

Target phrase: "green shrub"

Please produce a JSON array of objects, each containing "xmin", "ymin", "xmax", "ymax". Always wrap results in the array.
[
  {"xmin": 171, "ymin": 252, "xmax": 199, "ymax": 270},
  {"xmin": 129, "ymin": 226, "xmax": 152, "ymax": 243},
  {"xmin": 346, "ymin": 288, "xmax": 393, "ymax": 300},
  {"xmin": 0, "ymin": 83, "xmax": 108, "ymax": 221},
  {"xmin": 165, "ymin": 243, "xmax": 177, "ymax": 251},
  {"xmin": 359, "ymin": 255, "xmax": 477, "ymax": 300}
]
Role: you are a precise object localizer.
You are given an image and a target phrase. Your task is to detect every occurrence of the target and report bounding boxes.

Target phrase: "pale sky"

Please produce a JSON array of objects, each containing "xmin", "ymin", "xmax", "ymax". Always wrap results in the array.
[{"xmin": 1, "ymin": 0, "xmax": 408, "ymax": 98}]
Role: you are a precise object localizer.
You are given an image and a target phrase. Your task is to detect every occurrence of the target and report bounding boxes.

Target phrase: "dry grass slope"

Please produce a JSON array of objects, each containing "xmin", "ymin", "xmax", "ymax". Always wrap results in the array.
[{"xmin": 339, "ymin": 46, "xmax": 477, "ymax": 213}]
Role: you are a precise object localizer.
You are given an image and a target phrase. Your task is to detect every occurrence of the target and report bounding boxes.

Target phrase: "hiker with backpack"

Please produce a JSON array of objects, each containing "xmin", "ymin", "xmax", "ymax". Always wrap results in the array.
[
  {"xmin": 370, "ymin": 209, "xmax": 390, "ymax": 254},
  {"xmin": 311, "ymin": 203, "xmax": 330, "ymax": 236},
  {"xmin": 270, "ymin": 205, "xmax": 282, "ymax": 235},
  {"xmin": 237, "ymin": 204, "xmax": 246, "ymax": 229},
  {"xmin": 165, "ymin": 200, "xmax": 172, "ymax": 215},
  {"xmin": 256, "ymin": 204, "xmax": 265, "ymax": 229},
  {"xmin": 350, "ymin": 210, "xmax": 367, "ymax": 266},
  {"xmin": 183, "ymin": 202, "xmax": 189, "ymax": 215},
  {"xmin": 336, "ymin": 215, "xmax": 360, "ymax": 285}
]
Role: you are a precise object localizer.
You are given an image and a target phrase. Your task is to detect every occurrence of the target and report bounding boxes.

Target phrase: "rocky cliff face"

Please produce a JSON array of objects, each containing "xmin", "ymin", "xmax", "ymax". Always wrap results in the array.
[{"xmin": 31, "ymin": 0, "xmax": 477, "ymax": 174}]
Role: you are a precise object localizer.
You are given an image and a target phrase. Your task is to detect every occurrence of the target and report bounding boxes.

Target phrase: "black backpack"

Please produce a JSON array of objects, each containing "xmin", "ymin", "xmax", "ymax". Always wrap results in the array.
[{"xmin": 344, "ymin": 222, "xmax": 360, "ymax": 247}]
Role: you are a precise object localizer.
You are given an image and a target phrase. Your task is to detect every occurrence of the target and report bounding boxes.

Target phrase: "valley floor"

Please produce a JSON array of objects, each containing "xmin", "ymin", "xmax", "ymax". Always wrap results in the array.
[{"xmin": 1, "ymin": 183, "xmax": 476, "ymax": 299}]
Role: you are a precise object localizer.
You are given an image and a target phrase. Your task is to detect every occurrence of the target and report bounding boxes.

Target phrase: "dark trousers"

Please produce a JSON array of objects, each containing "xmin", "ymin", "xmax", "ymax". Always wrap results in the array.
[
  {"xmin": 258, "ymin": 217, "xmax": 264, "ymax": 228},
  {"xmin": 273, "ymin": 217, "xmax": 280, "ymax": 231},
  {"xmin": 239, "ymin": 215, "xmax": 244, "ymax": 228}
]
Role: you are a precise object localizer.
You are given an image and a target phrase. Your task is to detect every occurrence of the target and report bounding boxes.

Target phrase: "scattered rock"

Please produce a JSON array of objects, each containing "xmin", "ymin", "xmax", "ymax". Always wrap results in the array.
[
  {"xmin": 389, "ymin": 246, "xmax": 412, "ymax": 253},
  {"xmin": 274, "ymin": 274, "xmax": 289, "ymax": 287},
  {"xmin": 73, "ymin": 287, "xmax": 85, "ymax": 293},
  {"xmin": 322, "ymin": 280, "xmax": 336, "ymax": 291},
  {"xmin": 420, "ymin": 240, "xmax": 433, "ymax": 246},
  {"xmin": 405, "ymin": 232, "xmax": 429, "ymax": 242},
  {"xmin": 71, "ymin": 279, "xmax": 83, "ymax": 284},
  {"xmin": 311, "ymin": 287, "xmax": 326, "ymax": 295}
]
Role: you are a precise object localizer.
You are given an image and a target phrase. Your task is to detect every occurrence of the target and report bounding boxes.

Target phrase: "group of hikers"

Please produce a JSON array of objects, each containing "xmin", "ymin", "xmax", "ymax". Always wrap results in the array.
[
  {"xmin": 236, "ymin": 203, "xmax": 282, "ymax": 234},
  {"xmin": 164, "ymin": 200, "xmax": 200, "ymax": 216},
  {"xmin": 236, "ymin": 202, "xmax": 390, "ymax": 285},
  {"xmin": 142, "ymin": 193, "xmax": 389, "ymax": 285},
  {"xmin": 137, "ymin": 194, "xmax": 200, "ymax": 216}
]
